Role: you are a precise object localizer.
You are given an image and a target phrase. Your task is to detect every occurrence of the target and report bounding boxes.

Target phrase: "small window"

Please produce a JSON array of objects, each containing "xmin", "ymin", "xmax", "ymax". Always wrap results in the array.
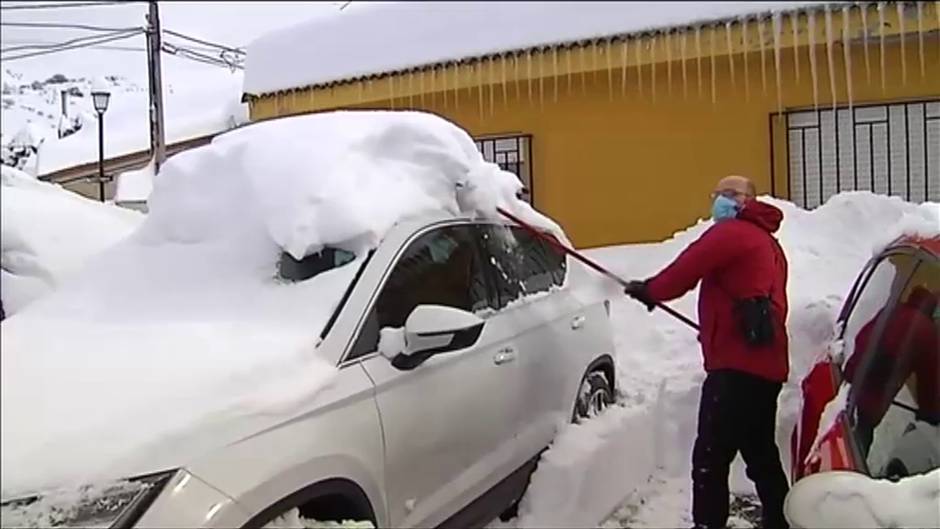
[
  {"xmin": 843, "ymin": 254, "xmax": 940, "ymax": 479},
  {"xmin": 347, "ymin": 225, "xmax": 491, "ymax": 360},
  {"xmin": 480, "ymin": 225, "xmax": 566, "ymax": 309}
]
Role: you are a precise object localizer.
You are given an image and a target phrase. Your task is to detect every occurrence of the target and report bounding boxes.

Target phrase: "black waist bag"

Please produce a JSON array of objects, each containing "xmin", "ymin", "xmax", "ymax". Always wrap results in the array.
[{"xmin": 735, "ymin": 296, "xmax": 775, "ymax": 347}]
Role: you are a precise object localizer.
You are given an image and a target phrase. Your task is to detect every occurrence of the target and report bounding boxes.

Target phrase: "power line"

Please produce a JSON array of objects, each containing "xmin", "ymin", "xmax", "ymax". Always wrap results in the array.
[
  {"xmin": 161, "ymin": 42, "xmax": 242, "ymax": 70},
  {"xmin": 1, "ymin": 28, "xmax": 140, "ymax": 53},
  {"xmin": 162, "ymin": 29, "xmax": 244, "ymax": 54},
  {"xmin": 1, "ymin": 31, "xmax": 141, "ymax": 61},
  {"xmin": 0, "ymin": 1, "xmax": 127, "ymax": 11},
  {"xmin": 0, "ymin": 21, "xmax": 140, "ymax": 32}
]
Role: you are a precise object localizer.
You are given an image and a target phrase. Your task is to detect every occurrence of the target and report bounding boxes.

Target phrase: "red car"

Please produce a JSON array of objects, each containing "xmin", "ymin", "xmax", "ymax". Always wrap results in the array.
[{"xmin": 785, "ymin": 234, "xmax": 939, "ymax": 524}]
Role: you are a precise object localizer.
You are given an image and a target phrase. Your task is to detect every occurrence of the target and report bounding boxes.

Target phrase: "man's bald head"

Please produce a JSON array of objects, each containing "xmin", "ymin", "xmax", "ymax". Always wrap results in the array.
[{"xmin": 714, "ymin": 175, "xmax": 757, "ymax": 204}]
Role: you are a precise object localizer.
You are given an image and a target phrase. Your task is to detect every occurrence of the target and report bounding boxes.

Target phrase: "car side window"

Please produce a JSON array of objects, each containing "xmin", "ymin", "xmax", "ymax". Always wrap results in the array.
[
  {"xmin": 843, "ymin": 254, "xmax": 940, "ymax": 479},
  {"xmin": 347, "ymin": 225, "xmax": 491, "ymax": 360},
  {"xmin": 480, "ymin": 225, "xmax": 566, "ymax": 309}
]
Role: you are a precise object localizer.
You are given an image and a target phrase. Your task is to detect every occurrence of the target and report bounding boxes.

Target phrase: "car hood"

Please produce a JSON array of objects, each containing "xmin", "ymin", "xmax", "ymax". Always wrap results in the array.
[{"xmin": 0, "ymin": 314, "xmax": 339, "ymax": 499}]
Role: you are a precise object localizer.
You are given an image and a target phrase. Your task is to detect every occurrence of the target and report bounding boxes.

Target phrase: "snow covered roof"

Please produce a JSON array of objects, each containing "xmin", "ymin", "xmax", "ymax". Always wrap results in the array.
[{"xmin": 244, "ymin": 1, "xmax": 826, "ymax": 96}]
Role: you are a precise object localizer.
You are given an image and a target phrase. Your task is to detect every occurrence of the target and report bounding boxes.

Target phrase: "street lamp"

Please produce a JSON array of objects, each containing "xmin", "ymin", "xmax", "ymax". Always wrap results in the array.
[{"xmin": 91, "ymin": 88, "xmax": 111, "ymax": 202}]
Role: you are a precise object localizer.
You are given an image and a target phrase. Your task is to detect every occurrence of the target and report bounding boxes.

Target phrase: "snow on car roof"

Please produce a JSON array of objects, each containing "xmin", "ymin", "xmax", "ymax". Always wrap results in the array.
[{"xmin": 244, "ymin": 1, "xmax": 824, "ymax": 96}]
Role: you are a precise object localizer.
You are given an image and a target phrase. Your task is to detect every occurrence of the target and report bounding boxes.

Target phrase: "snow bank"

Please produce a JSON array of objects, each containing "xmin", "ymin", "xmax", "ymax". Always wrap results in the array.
[
  {"xmin": 511, "ymin": 192, "xmax": 939, "ymax": 527},
  {"xmin": 784, "ymin": 469, "xmax": 940, "ymax": 528},
  {"xmin": 0, "ymin": 110, "xmax": 553, "ymax": 497},
  {"xmin": 245, "ymin": 1, "xmax": 822, "ymax": 95},
  {"xmin": 0, "ymin": 165, "xmax": 142, "ymax": 316},
  {"xmin": 515, "ymin": 404, "xmax": 657, "ymax": 528},
  {"xmin": 114, "ymin": 156, "xmax": 155, "ymax": 204}
]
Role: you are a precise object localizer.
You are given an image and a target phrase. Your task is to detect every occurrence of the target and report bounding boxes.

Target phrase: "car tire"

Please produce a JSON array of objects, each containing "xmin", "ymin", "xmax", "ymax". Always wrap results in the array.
[
  {"xmin": 884, "ymin": 458, "xmax": 909, "ymax": 482},
  {"xmin": 573, "ymin": 370, "xmax": 614, "ymax": 422}
]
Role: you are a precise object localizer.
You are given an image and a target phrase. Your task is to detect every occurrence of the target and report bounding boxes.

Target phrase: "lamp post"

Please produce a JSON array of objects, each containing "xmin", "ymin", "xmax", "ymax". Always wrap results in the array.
[{"xmin": 91, "ymin": 88, "xmax": 111, "ymax": 202}]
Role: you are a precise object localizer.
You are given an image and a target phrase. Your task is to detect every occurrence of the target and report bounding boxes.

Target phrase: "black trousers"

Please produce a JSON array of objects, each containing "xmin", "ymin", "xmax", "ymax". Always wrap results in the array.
[{"xmin": 692, "ymin": 370, "xmax": 790, "ymax": 529}]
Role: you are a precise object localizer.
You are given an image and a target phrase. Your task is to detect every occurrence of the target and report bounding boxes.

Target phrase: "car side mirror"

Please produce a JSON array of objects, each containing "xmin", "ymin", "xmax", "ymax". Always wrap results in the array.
[{"xmin": 389, "ymin": 305, "xmax": 484, "ymax": 371}]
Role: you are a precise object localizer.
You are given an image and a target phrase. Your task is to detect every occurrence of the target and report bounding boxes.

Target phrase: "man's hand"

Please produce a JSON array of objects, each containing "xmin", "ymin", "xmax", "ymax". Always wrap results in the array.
[{"xmin": 624, "ymin": 280, "xmax": 656, "ymax": 312}]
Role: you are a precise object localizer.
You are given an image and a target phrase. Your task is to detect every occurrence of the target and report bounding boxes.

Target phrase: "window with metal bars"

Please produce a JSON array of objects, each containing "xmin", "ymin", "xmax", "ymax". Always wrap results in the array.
[
  {"xmin": 785, "ymin": 100, "xmax": 939, "ymax": 209},
  {"xmin": 474, "ymin": 134, "xmax": 533, "ymax": 204}
]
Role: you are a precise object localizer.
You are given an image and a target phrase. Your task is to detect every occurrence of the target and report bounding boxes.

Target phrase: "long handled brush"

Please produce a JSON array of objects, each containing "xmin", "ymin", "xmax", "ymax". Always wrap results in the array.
[{"xmin": 497, "ymin": 207, "xmax": 700, "ymax": 331}]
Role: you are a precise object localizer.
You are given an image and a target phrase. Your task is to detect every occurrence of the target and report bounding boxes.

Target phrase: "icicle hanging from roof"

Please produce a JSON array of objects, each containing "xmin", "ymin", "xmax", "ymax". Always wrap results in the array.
[
  {"xmin": 580, "ymin": 43, "xmax": 588, "ymax": 95},
  {"xmin": 725, "ymin": 21, "xmax": 736, "ymax": 90},
  {"xmin": 477, "ymin": 61, "xmax": 484, "ymax": 119},
  {"xmin": 651, "ymin": 33, "xmax": 658, "ymax": 102},
  {"xmin": 502, "ymin": 54, "xmax": 508, "ymax": 107},
  {"xmin": 808, "ymin": 10, "xmax": 820, "ymax": 111},
  {"xmin": 860, "ymin": 3, "xmax": 871, "ymax": 85},
  {"xmin": 695, "ymin": 24, "xmax": 703, "ymax": 99},
  {"xmin": 552, "ymin": 47, "xmax": 559, "ymax": 103},
  {"xmin": 666, "ymin": 31, "xmax": 673, "ymax": 96},
  {"xmin": 538, "ymin": 48, "xmax": 545, "ymax": 110},
  {"xmin": 710, "ymin": 24, "xmax": 717, "ymax": 105},
  {"xmin": 527, "ymin": 49, "xmax": 534, "ymax": 105},
  {"xmin": 916, "ymin": 1, "xmax": 925, "ymax": 78},
  {"xmin": 635, "ymin": 35, "xmax": 644, "ymax": 96},
  {"xmin": 606, "ymin": 39, "xmax": 614, "ymax": 101},
  {"xmin": 681, "ymin": 29, "xmax": 688, "ymax": 99},
  {"xmin": 791, "ymin": 11, "xmax": 801, "ymax": 84},
  {"xmin": 842, "ymin": 6, "xmax": 853, "ymax": 111},
  {"xmin": 773, "ymin": 12, "xmax": 783, "ymax": 115},
  {"xmin": 621, "ymin": 38, "xmax": 628, "ymax": 97},
  {"xmin": 758, "ymin": 16, "xmax": 768, "ymax": 94},
  {"xmin": 824, "ymin": 6, "xmax": 837, "ymax": 110},
  {"xmin": 878, "ymin": 2, "xmax": 887, "ymax": 93},
  {"xmin": 897, "ymin": 2, "xmax": 907, "ymax": 84},
  {"xmin": 566, "ymin": 45, "xmax": 573, "ymax": 94},
  {"xmin": 489, "ymin": 56, "xmax": 496, "ymax": 115},
  {"xmin": 743, "ymin": 17, "xmax": 751, "ymax": 101}
]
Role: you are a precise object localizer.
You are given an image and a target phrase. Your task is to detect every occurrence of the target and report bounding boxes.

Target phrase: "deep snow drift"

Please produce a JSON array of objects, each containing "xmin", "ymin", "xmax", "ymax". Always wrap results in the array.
[
  {"xmin": 0, "ymin": 110, "xmax": 555, "ymax": 498},
  {"xmin": 501, "ymin": 192, "xmax": 939, "ymax": 528},
  {"xmin": 0, "ymin": 165, "xmax": 142, "ymax": 316}
]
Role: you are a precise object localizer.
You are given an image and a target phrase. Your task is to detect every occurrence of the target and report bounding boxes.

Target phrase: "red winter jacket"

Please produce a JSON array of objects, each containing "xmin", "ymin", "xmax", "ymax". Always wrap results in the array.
[{"xmin": 646, "ymin": 200, "xmax": 790, "ymax": 382}]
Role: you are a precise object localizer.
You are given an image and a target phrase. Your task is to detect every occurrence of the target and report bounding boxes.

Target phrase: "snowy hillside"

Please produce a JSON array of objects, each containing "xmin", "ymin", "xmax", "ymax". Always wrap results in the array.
[{"xmin": 0, "ymin": 1, "xmax": 350, "ymax": 176}]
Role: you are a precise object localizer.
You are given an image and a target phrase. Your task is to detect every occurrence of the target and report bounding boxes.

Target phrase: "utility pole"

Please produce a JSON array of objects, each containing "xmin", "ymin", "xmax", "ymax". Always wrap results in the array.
[{"xmin": 146, "ymin": 0, "xmax": 166, "ymax": 170}]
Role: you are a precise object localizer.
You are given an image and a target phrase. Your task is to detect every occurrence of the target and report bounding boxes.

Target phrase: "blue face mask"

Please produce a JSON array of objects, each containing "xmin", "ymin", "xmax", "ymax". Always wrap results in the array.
[{"xmin": 711, "ymin": 195, "xmax": 740, "ymax": 221}]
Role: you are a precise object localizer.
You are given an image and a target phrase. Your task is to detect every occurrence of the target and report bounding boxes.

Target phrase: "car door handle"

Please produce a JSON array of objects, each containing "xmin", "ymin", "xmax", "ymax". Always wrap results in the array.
[
  {"xmin": 571, "ymin": 315, "xmax": 586, "ymax": 330},
  {"xmin": 493, "ymin": 347, "xmax": 517, "ymax": 365}
]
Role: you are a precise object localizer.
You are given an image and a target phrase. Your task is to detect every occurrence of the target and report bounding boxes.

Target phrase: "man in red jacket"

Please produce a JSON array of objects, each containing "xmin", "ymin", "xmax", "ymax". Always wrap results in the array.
[{"xmin": 625, "ymin": 175, "xmax": 790, "ymax": 529}]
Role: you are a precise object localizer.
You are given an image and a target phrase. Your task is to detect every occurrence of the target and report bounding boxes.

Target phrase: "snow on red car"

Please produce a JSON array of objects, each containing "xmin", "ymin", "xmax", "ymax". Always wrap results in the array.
[{"xmin": 786, "ymin": 234, "xmax": 940, "ymax": 528}]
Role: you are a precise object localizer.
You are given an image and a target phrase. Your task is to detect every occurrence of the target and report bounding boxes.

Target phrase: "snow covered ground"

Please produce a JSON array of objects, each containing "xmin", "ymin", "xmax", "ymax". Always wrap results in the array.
[{"xmin": 496, "ymin": 192, "xmax": 939, "ymax": 528}]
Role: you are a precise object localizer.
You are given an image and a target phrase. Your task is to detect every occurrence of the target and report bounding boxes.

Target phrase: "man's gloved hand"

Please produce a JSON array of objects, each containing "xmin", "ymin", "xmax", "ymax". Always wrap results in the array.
[{"xmin": 624, "ymin": 280, "xmax": 656, "ymax": 312}]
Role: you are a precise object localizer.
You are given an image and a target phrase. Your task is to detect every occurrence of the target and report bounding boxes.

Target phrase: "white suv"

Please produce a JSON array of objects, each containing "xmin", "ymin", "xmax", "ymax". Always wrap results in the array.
[{"xmin": 2, "ymin": 214, "xmax": 615, "ymax": 528}]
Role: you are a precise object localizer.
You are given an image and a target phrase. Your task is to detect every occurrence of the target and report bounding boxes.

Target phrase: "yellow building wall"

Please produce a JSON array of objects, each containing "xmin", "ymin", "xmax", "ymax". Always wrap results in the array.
[{"xmin": 250, "ymin": 9, "xmax": 940, "ymax": 248}]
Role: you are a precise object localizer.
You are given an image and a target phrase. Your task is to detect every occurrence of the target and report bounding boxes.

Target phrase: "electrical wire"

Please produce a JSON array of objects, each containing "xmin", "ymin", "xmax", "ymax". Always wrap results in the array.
[
  {"xmin": 1, "ymin": 21, "xmax": 141, "ymax": 32},
  {"xmin": 161, "ymin": 42, "xmax": 242, "ymax": 70},
  {"xmin": 162, "ymin": 29, "xmax": 244, "ymax": 54},
  {"xmin": 1, "ymin": 28, "xmax": 141, "ymax": 53},
  {"xmin": 0, "ymin": 1, "xmax": 127, "ymax": 11},
  {"xmin": 1, "ymin": 30, "xmax": 141, "ymax": 61}
]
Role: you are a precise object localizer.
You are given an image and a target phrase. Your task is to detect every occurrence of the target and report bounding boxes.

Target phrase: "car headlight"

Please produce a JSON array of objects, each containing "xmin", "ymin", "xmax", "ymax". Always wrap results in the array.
[{"xmin": 0, "ymin": 470, "xmax": 175, "ymax": 528}]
